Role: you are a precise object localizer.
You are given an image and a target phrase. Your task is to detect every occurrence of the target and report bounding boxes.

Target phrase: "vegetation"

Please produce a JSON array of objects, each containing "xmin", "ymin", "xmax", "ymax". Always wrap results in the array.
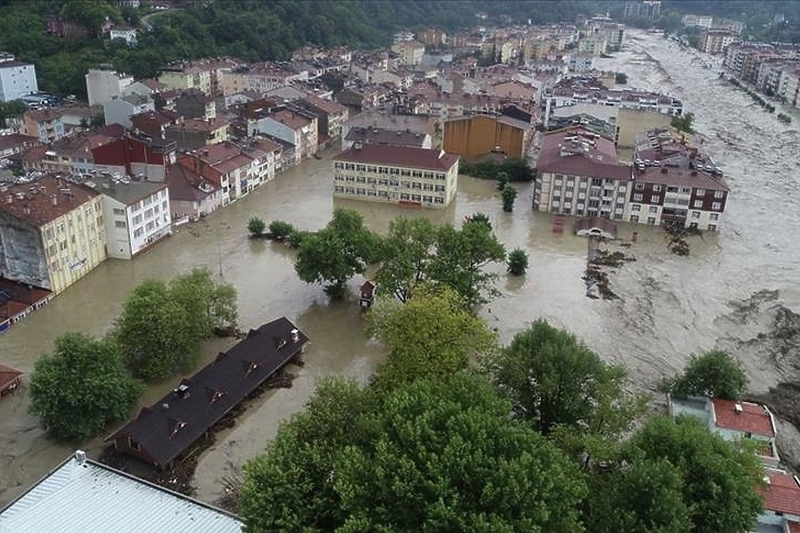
[
  {"xmin": 501, "ymin": 183, "xmax": 517, "ymax": 212},
  {"xmin": 614, "ymin": 72, "xmax": 628, "ymax": 85},
  {"xmin": 778, "ymin": 113, "xmax": 792, "ymax": 124},
  {"xmin": 114, "ymin": 268, "xmax": 237, "ymax": 381},
  {"xmin": 459, "ymin": 157, "xmax": 534, "ymax": 182},
  {"xmin": 247, "ymin": 216, "xmax": 266, "ymax": 237},
  {"xmin": 664, "ymin": 350, "xmax": 747, "ymax": 400},
  {"xmin": 294, "ymin": 208, "xmax": 378, "ymax": 300},
  {"xmin": 29, "ymin": 332, "xmax": 142, "ymax": 441},
  {"xmin": 507, "ymin": 248, "xmax": 529, "ymax": 275},
  {"xmin": 268, "ymin": 220, "xmax": 295, "ymax": 240},
  {"xmin": 670, "ymin": 112, "xmax": 695, "ymax": 134},
  {"xmin": 366, "ymin": 286, "xmax": 496, "ymax": 391},
  {"xmin": 0, "ymin": 100, "xmax": 28, "ymax": 128},
  {"xmin": 240, "ymin": 373, "xmax": 587, "ymax": 533}
]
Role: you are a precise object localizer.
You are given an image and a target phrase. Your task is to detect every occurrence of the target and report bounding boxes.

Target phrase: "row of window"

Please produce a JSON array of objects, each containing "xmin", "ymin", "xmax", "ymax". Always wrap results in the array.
[
  {"xmin": 334, "ymin": 162, "xmax": 446, "ymax": 180},
  {"xmin": 334, "ymin": 186, "xmax": 445, "ymax": 204},
  {"xmin": 335, "ymin": 175, "xmax": 446, "ymax": 192},
  {"xmin": 553, "ymin": 175, "xmax": 724, "ymax": 200}
]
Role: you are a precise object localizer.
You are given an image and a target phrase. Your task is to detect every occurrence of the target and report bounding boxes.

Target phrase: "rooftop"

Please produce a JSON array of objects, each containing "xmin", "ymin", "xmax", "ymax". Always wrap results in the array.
[
  {"xmin": 537, "ymin": 127, "xmax": 630, "ymax": 180},
  {"xmin": 345, "ymin": 126, "xmax": 428, "ymax": 148},
  {"xmin": 0, "ymin": 451, "xmax": 243, "ymax": 533},
  {"xmin": 334, "ymin": 144, "xmax": 459, "ymax": 172},
  {"xmin": 83, "ymin": 176, "xmax": 167, "ymax": 206},
  {"xmin": 271, "ymin": 109, "xmax": 312, "ymax": 130},
  {"xmin": 0, "ymin": 363, "xmax": 22, "ymax": 390},
  {"xmin": 761, "ymin": 468, "xmax": 800, "ymax": 516},
  {"xmin": 106, "ymin": 317, "xmax": 308, "ymax": 468},
  {"xmin": 712, "ymin": 398, "xmax": 775, "ymax": 437},
  {"xmin": 165, "ymin": 164, "xmax": 217, "ymax": 202},
  {"xmin": 635, "ymin": 165, "xmax": 730, "ymax": 192},
  {"xmin": 0, "ymin": 176, "xmax": 98, "ymax": 227}
]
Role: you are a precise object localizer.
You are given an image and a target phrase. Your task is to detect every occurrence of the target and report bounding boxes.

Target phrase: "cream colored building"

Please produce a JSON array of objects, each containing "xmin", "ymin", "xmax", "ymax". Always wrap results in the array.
[
  {"xmin": 159, "ymin": 65, "xmax": 211, "ymax": 93},
  {"xmin": 333, "ymin": 144, "xmax": 459, "ymax": 208},
  {"xmin": 0, "ymin": 176, "xmax": 107, "ymax": 294}
]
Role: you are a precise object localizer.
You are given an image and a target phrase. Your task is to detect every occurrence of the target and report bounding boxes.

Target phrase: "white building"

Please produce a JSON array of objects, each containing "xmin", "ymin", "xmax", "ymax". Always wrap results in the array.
[
  {"xmin": 332, "ymin": 143, "xmax": 459, "ymax": 208},
  {"xmin": 0, "ymin": 450, "xmax": 244, "ymax": 533},
  {"xmin": 249, "ymin": 109, "xmax": 317, "ymax": 164},
  {"xmin": 87, "ymin": 176, "xmax": 172, "ymax": 259},
  {"xmin": 103, "ymin": 93, "xmax": 155, "ymax": 129},
  {"xmin": 0, "ymin": 58, "xmax": 38, "ymax": 102},
  {"xmin": 86, "ymin": 68, "xmax": 134, "ymax": 107},
  {"xmin": 109, "ymin": 26, "xmax": 138, "ymax": 45}
]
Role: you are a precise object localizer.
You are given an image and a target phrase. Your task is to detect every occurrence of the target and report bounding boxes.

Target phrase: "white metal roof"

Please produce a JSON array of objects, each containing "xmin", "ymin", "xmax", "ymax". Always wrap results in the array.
[{"xmin": 0, "ymin": 451, "xmax": 243, "ymax": 533}]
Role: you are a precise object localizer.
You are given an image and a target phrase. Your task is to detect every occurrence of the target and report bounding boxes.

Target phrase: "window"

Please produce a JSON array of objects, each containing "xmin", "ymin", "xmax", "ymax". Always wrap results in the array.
[
  {"xmin": 653, "ymin": 184, "xmax": 662, "ymax": 192},
  {"xmin": 591, "ymin": 178, "xmax": 602, "ymax": 186},
  {"xmin": 710, "ymin": 213, "xmax": 719, "ymax": 221},
  {"xmin": 132, "ymin": 214, "xmax": 142, "ymax": 225},
  {"xmin": 128, "ymin": 437, "xmax": 140, "ymax": 451},
  {"xmin": 115, "ymin": 220, "xmax": 127, "ymax": 228},
  {"xmin": 630, "ymin": 215, "xmax": 639, "ymax": 223},
  {"xmin": 693, "ymin": 200, "xmax": 703, "ymax": 208},
  {"xmin": 708, "ymin": 224, "xmax": 717, "ymax": 231},
  {"xmin": 691, "ymin": 211, "xmax": 701, "ymax": 220},
  {"xmin": 649, "ymin": 206, "xmax": 658, "ymax": 214},
  {"xmin": 712, "ymin": 202, "xmax": 722, "ymax": 210},
  {"xmin": 112, "ymin": 208, "xmax": 125, "ymax": 216},
  {"xmin": 714, "ymin": 190, "xmax": 724, "ymax": 199},
  {"xmin": 647, "ymin": 217, "xmax": 656, "ymax": 225},
  {"xmin": 695, "ymin": 188, "xmax": 705, "ymax": 196},
  {"xmin": 635, "ymin": 182, "xmax": 645, "ymax": 191},
  {"xmin": 631, "ymin": 204, "xmax": 641, "ymax": 211},
  {"xmin": 633, "ymin": 193, "xmax": 643, "ymax": 202},
  {"xmin": 134, "ymin": 227, "xmax": 143, "ymax": 238},
  {"xmin": 651, "ymin": 195, "xmax": 660, "ymax": 203}
]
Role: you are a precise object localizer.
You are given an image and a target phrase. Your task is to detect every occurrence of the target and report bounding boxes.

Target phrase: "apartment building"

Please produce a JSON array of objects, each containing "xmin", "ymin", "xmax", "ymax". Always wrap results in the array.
[
  {"xmin": 698, "ymin": 30, "xmax": 736, "ymax": 55},
  {"xmin": 85, "ymin": 67, "xmax": 133, "ymax": 106},
  {"xmin": 545, "ymin": 76, "xmax": 683, "ymax": 117},
  {"xmin": 23, "ymin": 109, "xmax": 66, "ymax": 143},
  {"xmin": 103, "ymin": 94, "xmax": 155, "ymax": 129},
  {"xmin": 176, "ymin": 142, "xmax": 261, "ymax": 205},
  {"xmin": 533, "ymin": 128, "xmax": 631, "ymax": 220},
  {"xmin": 0, "ymin": 176, "xmax": 107, "ymax": 295},
  {"xmin": 332, "ymin": 144, "xmax": 459, "ymax": 208},
  {"xmin": 682, "ymin": 14, "xmax": 713, "ymax": 29},
  {"xmin": 92, "ymin": 132, "xmax": 178, "ymax": 181},
  {"xmin": 165, "ymin": 163, "xmax": 221, "ymax": 220},
  {"xmin": 159, "ymin": 63, "xmax": 212, "ymax": 93},
  {"xmin": 86, "ymin": 176, "xmax": 171, "ymax": 259},
  {"xmin": 249, "ymin": 108, "xmax": 317, "ymax": 163},
  {"xmin": 392, "ymin": 40, "xmax": 425, "ymax": 66},
  {"xmin": 0, "ymin": 58, "xmax": 38, "ymax": 102}
]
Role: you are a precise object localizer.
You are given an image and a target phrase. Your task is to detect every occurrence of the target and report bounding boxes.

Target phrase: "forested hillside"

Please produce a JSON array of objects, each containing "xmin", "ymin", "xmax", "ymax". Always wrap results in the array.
[{"xmin": 0, "ymin": 0, "xmax": 613, "ymax": 98}]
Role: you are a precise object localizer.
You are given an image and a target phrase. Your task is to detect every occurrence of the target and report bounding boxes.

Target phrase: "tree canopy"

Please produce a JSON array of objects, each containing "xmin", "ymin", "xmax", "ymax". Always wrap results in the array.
[
  {"xmin": 665, "ymin": 349, "xmax": 747, "ymax": 400},
  {"xmin": 29, "ymin": 332, "xmax": 142, "ymax": 441},
  {"xmin": 240, "ymin": 373, "xmax": 587, "ymax": 533},
  {"xmin": 366, "ymin": 285, "xmax": 496, "ymax": 390}
]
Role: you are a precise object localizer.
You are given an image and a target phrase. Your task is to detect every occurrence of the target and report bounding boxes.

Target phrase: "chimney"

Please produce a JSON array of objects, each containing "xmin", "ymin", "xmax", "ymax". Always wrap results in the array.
[
  {"xmin": 291, "ymin": 328, "xmax": 299, "ymax": 343},
  {"xmin": 734, "ymin": 403, "xmax": 743, "ymax": 414},
  {"xmin": 51, "ymin": 194, "xmax": 58, "ymax": 206},
  {"xmin": 75, "ymin": 450, "xmax": 87, "ymax": 464}
]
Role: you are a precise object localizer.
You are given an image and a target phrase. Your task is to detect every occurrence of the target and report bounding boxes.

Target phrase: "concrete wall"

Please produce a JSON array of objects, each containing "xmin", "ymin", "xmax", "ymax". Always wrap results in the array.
[
  {"xmin": 617, "ymin": 108, "xmax": 672, "ymax": 148},
  {"xmin": 0, "ymin": 211, "xmax": 49, "ymax": 289}
]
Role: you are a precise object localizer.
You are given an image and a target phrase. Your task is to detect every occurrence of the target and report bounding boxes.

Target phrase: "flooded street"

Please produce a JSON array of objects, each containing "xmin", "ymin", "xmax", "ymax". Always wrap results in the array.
[{"xmin": 3, "ymin": 28, "xmax": 800, "ymax": 506}]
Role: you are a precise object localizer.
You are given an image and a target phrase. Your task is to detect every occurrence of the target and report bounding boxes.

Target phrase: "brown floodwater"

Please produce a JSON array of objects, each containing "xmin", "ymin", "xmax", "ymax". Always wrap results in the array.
[{"xmin": 3, "ymin": 29, "xmax": 800, "ymax": 507}]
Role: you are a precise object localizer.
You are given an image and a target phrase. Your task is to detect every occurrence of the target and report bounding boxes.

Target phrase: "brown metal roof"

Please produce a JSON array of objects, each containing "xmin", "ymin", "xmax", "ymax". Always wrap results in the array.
[
  {"xmin": 334, "ymin": 144, "xmax": 459, "ymax": 172},
  {"xmin": 537, "ymin": 127, "xmax": 631, "ymax": 180},
  {"xmin": 635, "ymin": 166, "xmax": 730, "ymax": 191},
  {"xmin": 0, "ymin": 364, "xmax": 22, "ymax": 391},
  {"xmin": 105, "ymin": 317, "xmax": 308, "ymax": 468}
]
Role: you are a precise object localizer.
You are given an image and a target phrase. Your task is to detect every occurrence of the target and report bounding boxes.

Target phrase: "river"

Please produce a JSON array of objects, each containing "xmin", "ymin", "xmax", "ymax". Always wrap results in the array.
[{"xmin": 2, "ymin": 28, "xmax": 800, "ymax": 506}]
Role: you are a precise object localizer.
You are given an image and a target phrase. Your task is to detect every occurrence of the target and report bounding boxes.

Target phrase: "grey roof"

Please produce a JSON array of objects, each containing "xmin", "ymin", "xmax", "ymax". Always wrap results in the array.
[
  {"xmin": 84, "ymin": 176, "xmax": 167, "ymax": 206},
  {"xmin": 0, "ymin": 452, "xmax": 243, "ymax": 533}
]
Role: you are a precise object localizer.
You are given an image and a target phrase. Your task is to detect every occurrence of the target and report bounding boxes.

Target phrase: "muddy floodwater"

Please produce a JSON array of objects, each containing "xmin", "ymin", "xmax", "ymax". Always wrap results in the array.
[{"xmin": 3, "ymin": 29, "xmax": 800, "ymax": 506}]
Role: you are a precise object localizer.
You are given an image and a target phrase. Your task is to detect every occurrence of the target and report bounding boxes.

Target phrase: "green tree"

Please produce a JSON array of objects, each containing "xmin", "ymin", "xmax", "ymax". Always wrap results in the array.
[
  {"xmin": 487, "ymin": 319, "xmax": 643, "ymax": 436},
  {"xmin": 240, "ymin": 377, "xmax": 375, "ymax": 532},
  {"xmin": 615, "ymin": 72, "xmax": 628, "ymax": 84},
  {"xmin": 501, "ymin": 183, "xmax": 517, "ymax": 212},
  {"xmin": 268, "ymin": 219, "xmax": 295, "ymax": 240},
  {"xmin": 295, "ymin": 209, "xmax": 378, "ymax": 300},
  {"xmin": 670, "ymin": 111, "xmax": 695, "ymax": 134},
  {"xmin": 507, "ymin": 248, "xmax": 529, "ymax": 275},
  {"xmin": 625, "ymin": 415, "xmax": 764, "ymax": 533},
  {"xmin": 29, "ymin": 332, "xmax": 142, "ymax": 441},
  {"xmin": 665, "ymin": 350, "xmax": 747, "ymax": 400},
  {"xmin": 247, "ymin": 216, "xmax": 266, "ymax": 236},
  {"xmin": 334, "ymin": 373, "xmax": 587, "ymax": 532},
  {"xmin": 428, "ymin": 217, "xmax": 506, "ymax": 306},
  {"xmin": 374, "ymin": 216, "xmax": 438, "ymax": 303},
  {"xmin": 170, "ymin": 267, "xmax": 238, "ymax": 332},
  {"xmin": 496, "ymin": 171, "xmax": 509, "ymax": 191},
  {"xmin": 60, "ymin": 0, "xmax": 122, "ymax": 38},
  {"xmin": 367, "ymin": 286, "xmax": 496, "ymax": 391},
  {"xmin": 0, "ymin": 100, "xmax": 28, "ymax": 128}
]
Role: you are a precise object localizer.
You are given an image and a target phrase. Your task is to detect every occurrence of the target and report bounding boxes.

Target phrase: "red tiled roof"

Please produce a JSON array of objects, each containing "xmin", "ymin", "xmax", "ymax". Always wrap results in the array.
[
  {"xmin": 334, "ymin": 144, "xmax": 459, "ymax": 172},
  {"xmin": 712, "ymin": 398, "xmax": 775, "ymax": 437},
  {"xmin": 271, "ymin": 109, "xmax": 312, "ymax": 130},
  {"xmin": 761, "ymin": 469, "xmax": 800, "ymax": 516},
  {"xmin": 635, "ymin": 166, "xmax": 730, "ymax": 192},
  {"xmin": 0, "ymin": 176, "xmax": 98, "ymax": 227},
  {"xmin": 537, "ymin": 127, "xmax": 630, "ymax": 180},
  {"xmin": 789, "ymin": 521, "xmax": 800, "ymax": 533}
]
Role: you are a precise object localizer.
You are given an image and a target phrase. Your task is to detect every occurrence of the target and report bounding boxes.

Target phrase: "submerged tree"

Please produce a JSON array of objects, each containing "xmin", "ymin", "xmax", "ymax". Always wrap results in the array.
[
  {"xmin": 664, "ymin": 349, "xmax": 747, "ymax": 400},
  {"xmin": 501, "ymin": 183, "xmax": 517, "ymax": 212},
  {"xmin": 507, "ymin": 248, "xmax": 529, "ymax": 275},
  {"xmin": 247, "ymin": 216, "xmax": 266, "ymax": 237},
  {"xmin": 30, "ymin": 333, "xmax": 142, "ymax": 441}
]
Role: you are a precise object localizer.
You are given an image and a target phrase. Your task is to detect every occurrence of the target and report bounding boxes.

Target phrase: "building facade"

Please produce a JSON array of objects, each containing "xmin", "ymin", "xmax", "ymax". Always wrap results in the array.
[
  {"xmin": 0, "ymin": 177, "xmax": 107, "ymax": 295},
  {"xmin": 0, "ymin": 59, "xmax": 38, "ymax": 102},
  {"xmin": 443, "ymin": 114, "xmax": 532, "ymax": 159},
  {"xmin": 698, "ymin": 30, "xmax": 736, "ymax": 55},
  {"xmin": 85, "ymin": 68, "xmax": 134, "ymax": 106},
  {"xmin": 332, "ymin": 144, "xmax": 459, "ymax": 208}
]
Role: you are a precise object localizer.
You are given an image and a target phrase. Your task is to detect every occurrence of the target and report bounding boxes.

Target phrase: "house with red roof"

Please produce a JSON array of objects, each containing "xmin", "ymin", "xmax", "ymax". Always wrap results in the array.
[{"xmin": 757, "ymin": 468, "xmax": 800, "ymax": 533}]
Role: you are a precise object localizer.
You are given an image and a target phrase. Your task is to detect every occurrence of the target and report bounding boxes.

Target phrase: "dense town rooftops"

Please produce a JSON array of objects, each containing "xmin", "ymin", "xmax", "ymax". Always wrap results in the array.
[
  {"xmin": 550, "ymin": 76, "xmax": 681, "ymax": 106},
  {"xmin": 106, "ymin": 317, "xmax": 308, "ymax": 468},
  {"xmin": 0, "ymin": 176, "xmax": 98, "ymax": 227},
  {"xmin": 334, "ymin": 144, "xmax": 458, "ymax": 172},
  {"xmin": 345, "ymin": 126, "xmax": 428, "ymax": 148},
  {"xmin": 0, "ymin": 451, "xmax": 244, "ymax": 533},
  {"xmin": 712, "ymin": 398, "xmax": 775, "ymax": 437},
  {"xmin": 271, "ymin": 109, "xmax": 312, "ymax": 130},
  {"xmin": 83, "ymin": 176, "xmax": 167, "ymax": 206},
  {"xmin": 536, "ymin": 127, "xmax": 630, "ymax": 180},
  {"xmin": 761, "ymin": 469, "xmax": 800, "ymax": 516}
]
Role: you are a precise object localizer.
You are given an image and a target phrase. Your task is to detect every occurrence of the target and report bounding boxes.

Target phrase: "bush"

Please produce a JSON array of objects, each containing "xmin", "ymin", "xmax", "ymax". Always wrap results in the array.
[
  {"xmin": 248, "ymin": 216, "xmax": 266, "ymax": 236},
  {"xmin": 287, "ymin": 229, "xmax": 311, "ymax": 248},
  {"xmin": 507, "ymin": 248, "xmax": 529, "ymax": 275},
  {"xmin": 269, "ymin": 220, "xmax": 295, "ymax": 240}
]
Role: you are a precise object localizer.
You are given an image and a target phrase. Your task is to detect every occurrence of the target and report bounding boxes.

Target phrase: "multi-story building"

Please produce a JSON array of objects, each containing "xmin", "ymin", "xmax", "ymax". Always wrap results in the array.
[
  {"xmin": 176, "ymin": 142, "xmax": 260, "ymax": 205},
  {"xmin": 165, "ymin": 163, "xmax": 221, "ymax": 220},
  {"xmin": 778, "ymin": 67, "xmax": 800, "ymax": 106},
  {"xmin": 332, "ymin": 144, "xmax": 459, "ymax": 208},
  {"xmin": 219, "ymin": 64, "xmax": 308, "ymax": 96},
  {"xmin": 391, "ymin": 40, "xmax": 425, "ymax": 66},
  {"xmin": 682, "ymin": 14, "xmax": 713, "ymax": 29},
  {"xmin": 417, "ymin": 28, "xmax": 447, "ymax": 45},
  {"xmin": 344, "ymin": 126, "xmax": 432, "ymax": 151},
  {"xmin": 103, "ymin": 94, "xmax": 155, "ymax": 129},
  {"xmin": 86, "ymin": 68, "xmax": 134, "ymax": 107},
  {"xmin": 92, "ymin": 131, "xmax": 178, "ymax": 182},
  {"xmin": 577, "ymin": 35, "xmax": 607, "ymax": 56},
  {"xmin": 86, "ymin": 176, "xmax": 171, "ymax": 259},
  {"xmin": 698, "ymin": 30, "xmax": 737, "ymax": 55},
  {"xmin": 174, "ymin": 89, "xmax": 216, "ymax": 121},
  {"xmin": 165, "ymin": 116, "xmax": 231, "ymax": 150},
  {"xmin": 296, "ymin": 93, "xmax": 350, "ymax": 141},
  {"xmin": 758, "ymin": 468, "xmax": 800, "ymax": 533},
  {"xmin": 545, "ymin": 76, "xmax": 683, "ymax": 117},
  {"xmin": 534, "ymin": 128, "xmax": 631, "ymax": 220},
  {"xmin": 0, "ymin": 176, "xmax": 107, "ymax": 295},
  {"xmin": 158, "ymin": 63, "xmax": 212, "ymax": 93},
  {"xmin": 248, "ymin": 108, "xmax": 317, "ymax": 163},
  {"xmin": 623, "ymin": 0, "xmax": 661, "ymax": 19},
  {"xmin": 23, "ymin": 109, "xmax": 66, "ymax": 143},
  {"xmin": 443, "ymin": 114, "xmax": 533, "ymax": 159},
  {"xmin": 0, "ymin": 57, "xmax": 38, "ymax": 102},
  {"xmin": 108, "ymin": 26, "xmax": 138, "ymax": 45}
]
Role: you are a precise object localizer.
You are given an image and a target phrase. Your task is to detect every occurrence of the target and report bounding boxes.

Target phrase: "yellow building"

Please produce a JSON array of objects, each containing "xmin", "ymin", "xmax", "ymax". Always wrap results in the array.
[
  {"xmin": 158, "ymin": 65, "xmax": 211, "ymax": 93},
  {"xmin": 0, "ymin": 176, "xmax": 107, "ymax": 294},
  {"xmin": 443, "ymin": 114, "xmax": 532, "ymax": 159},
  {"xmin": 332, "ymin": 144, "xmax": 459, "ymax": 208}
]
